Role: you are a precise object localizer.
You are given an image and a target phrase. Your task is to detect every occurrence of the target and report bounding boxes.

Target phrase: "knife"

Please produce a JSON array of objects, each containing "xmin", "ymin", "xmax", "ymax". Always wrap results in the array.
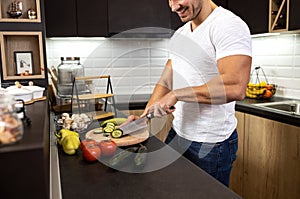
[
  {"xmin": 118, "ymin": 106, "xmax": 175, "ymax": 136},
  {"xmin": 118, "ymin": 112, "xmax": 154, "ymax": 136}
]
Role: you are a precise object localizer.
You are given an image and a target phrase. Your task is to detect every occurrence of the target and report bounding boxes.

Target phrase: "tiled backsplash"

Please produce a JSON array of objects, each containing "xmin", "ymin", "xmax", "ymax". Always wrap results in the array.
[
  {"xmin": 46, "ymin": 33, "xmax": 300, "ymax": 100},
  {"xmin": 46, "ymin": 38, "xmax": 169, "ymax": 99}
]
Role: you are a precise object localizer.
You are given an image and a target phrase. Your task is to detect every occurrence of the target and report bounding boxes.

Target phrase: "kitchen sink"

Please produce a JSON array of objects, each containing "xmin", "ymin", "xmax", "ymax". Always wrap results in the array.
[{"xmin": 254, "ymin": 100, "xmax": 300, "ymax": 115}]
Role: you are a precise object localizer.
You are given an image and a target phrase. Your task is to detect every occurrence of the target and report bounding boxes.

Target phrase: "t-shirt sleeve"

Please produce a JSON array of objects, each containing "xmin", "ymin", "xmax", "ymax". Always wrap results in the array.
[{"xmin": 213, "ymin": 15, "xmax": 252, "ymax": 60}]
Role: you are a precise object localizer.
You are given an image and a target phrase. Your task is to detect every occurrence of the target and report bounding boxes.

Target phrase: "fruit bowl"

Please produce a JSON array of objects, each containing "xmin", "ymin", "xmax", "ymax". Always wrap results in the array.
[{"xmin": 246, "ymin": 82, "xmax": 277, "ymax": 99}]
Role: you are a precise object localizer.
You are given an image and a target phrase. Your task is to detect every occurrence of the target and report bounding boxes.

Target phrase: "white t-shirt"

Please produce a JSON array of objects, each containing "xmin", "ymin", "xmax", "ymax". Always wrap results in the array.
[{"xmin": 169, "ymin": 7, "xmax": 252, "ymax": 143}]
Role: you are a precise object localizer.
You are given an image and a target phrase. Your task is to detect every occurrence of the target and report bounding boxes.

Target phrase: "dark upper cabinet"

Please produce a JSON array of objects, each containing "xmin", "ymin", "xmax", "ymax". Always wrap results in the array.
[
  {"xmin": 289, "ymin": 0, "xmax": 300, "ymax": 30},
  {"xmin": 45, "ymin": 0, "xmax": 108, "ymax": 37},
  {"xmin": 228, "ymin": 0, "xmax": 269, "ymax": 34},
  {"xmin": 108, "ymin": 0, "xmax": 172, "ymax": 35},
  {"xmin": 77, "ymin": 0, "xmax": 108, "ymax": 36},
  {"xmin": 214, "ymin": 0, "xmax": 228, "ymax": 8},
  {"xmin": 45, "ymin": 0, "xmax": 77, "ymax": 37},
  {"xmin": 171, "ymin": 13, "xmax": 183, "ymax": 31}
]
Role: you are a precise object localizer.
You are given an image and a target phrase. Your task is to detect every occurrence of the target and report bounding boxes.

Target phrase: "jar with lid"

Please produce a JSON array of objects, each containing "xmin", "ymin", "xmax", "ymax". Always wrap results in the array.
[
  {"xmin": 0, "ymin": 94, "xmax": 24, "ymax": 146},
  {"xmin": 57, "ymin": 57, "xmax": 85, "ymax": 97}
]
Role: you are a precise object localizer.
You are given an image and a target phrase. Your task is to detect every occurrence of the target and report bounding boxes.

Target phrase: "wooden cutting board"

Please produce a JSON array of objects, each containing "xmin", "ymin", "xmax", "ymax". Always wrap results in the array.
[{"xmin": 85, "ymin": 127, "xmax": 149, "ymax": 146}]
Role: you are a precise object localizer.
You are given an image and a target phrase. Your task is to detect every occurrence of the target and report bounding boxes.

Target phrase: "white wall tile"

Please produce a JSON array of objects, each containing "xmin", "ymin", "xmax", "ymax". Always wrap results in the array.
[{"xmin": 45, "ymin": 33, "xmax": 300, "ymax": 100}]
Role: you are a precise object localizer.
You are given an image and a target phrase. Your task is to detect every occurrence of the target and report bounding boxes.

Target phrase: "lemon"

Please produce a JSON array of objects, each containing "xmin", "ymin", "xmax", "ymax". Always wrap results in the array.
[{"xmin": 259, "ymin": 81, "xmax": 267, "ymax": 87}]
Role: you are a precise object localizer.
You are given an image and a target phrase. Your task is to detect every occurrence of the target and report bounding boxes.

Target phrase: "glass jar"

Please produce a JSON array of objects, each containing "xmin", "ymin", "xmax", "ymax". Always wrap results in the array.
[
  {"xmin": 57, "ymin": 57, "xmax": 85, "ymax": 97},
  {"xmin": 0, "ymin": 94, "xmax": 24, "ymax": 146}
]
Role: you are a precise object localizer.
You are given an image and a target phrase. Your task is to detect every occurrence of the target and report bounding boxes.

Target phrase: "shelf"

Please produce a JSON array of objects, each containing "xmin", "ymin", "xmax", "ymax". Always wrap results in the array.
[
  {"xmin": 0, "ymin": 31, "xmax": 45, "ymax": 80},
  {"xmin": 72, "ymin": 75, "xmax": 117, "ymax": 120},
  {"xmin": 74, "ymin": 93, "xmax": 114, "ymax": 100},
  {"xmin": 0, "ymin": 0, "xmax": 41, "ymax": 22},
  {"xmin": 269, "ymin": 0, "xmax": 290, "ymax": 32},
  {"xmin": 93, "ymin": 111, "xmax": 114, "ymax": 120}
]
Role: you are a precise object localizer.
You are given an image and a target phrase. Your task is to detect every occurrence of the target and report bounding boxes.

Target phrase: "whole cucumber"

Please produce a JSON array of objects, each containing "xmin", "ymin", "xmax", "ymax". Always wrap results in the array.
[
  {"xmin": 134, "ymin": 145, "xmax": 148, "ymax": 167},
  {"xmin": 108, "ymin": 147, "xmax": 138, "ymax": 168}
]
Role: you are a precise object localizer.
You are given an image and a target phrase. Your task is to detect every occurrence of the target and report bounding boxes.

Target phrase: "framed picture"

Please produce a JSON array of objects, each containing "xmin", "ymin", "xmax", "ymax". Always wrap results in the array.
[{"xmin": 14, "ymin": 51, "xmax": 34, "ymax": 75}]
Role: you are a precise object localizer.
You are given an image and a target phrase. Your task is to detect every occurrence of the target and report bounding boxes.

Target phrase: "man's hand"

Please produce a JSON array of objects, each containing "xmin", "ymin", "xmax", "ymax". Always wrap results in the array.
[{"xmin": 141, "ymin": 91, "xmax": 177, "ymax": 118}]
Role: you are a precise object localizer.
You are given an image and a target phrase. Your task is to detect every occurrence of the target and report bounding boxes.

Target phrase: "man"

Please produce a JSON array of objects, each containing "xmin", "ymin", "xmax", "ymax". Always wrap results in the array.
[{"xmin": 138, "ymin": 0, "xmax": 252, "ymax": 186}]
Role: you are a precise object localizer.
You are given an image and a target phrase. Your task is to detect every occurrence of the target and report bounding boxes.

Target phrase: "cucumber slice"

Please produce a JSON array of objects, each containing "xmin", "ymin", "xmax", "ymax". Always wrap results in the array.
[
  {"xmin": 104, "ymin": 126, "xmax": 114, "ymax": 133},
  {"xmin": 106, "ymin": 122, "xmax": 115, "ymax": 128},
  {"xmin": 111, "ymin": 130, "xmax": 123, "ymax": 138}
]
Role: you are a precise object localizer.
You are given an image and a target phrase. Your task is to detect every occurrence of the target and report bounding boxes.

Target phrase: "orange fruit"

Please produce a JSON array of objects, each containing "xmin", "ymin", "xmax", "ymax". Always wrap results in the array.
[
  {"xmin": 266, "ymin": 84, "xmax": 273, "ymax": 90},
  {"xmin": 263, "ymin": 90, "xmax": 273, "ymax": 98}
]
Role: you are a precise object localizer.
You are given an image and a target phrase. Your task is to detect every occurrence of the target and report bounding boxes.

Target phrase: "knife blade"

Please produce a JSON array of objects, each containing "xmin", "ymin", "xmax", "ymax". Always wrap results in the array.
[
  {"xmin": 118, "ymin": 105, "xmax": 175, "ymax": 136},
  {"xmin": 119, "ymin": 113, "xmax": 153, "ymax": 136}
]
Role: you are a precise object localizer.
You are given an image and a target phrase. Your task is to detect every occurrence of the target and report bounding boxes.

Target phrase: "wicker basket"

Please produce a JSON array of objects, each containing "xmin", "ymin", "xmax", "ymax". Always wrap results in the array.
[{"xmin": 246, "ymin": 66, "xmax": 277, "ymax": 99}]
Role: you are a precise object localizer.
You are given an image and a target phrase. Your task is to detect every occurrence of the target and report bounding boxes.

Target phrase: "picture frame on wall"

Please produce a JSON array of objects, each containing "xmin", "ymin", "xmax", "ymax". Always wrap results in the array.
[{"xmin": 14, "ymin": 51, "xmax": 34, "ymax": 75}]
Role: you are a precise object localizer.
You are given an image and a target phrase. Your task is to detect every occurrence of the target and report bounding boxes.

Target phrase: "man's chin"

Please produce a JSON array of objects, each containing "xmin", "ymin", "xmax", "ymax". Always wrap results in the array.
[{"xmin": 180, "ymin": 16, "xmax": 190, "ymax": 23}]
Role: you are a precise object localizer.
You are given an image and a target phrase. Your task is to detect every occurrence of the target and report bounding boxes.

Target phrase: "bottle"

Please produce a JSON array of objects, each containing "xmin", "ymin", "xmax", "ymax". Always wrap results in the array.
[{"xmin": 57, "ymin": 57, "xmax": 85, "ymax": 98}]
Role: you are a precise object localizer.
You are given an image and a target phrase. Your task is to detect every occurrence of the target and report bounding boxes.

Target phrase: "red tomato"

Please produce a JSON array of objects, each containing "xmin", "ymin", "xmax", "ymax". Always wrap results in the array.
[
  {"xmin": 98, "ymin": 140, "xmax": 117, "ymax": 157},
  {"xmin": 80, "ymin": 139, "xmax": 97, "ymax": 149},
  {"xmin": 82, "ymin": 145, "xmax": 101, "ymax": 162}
]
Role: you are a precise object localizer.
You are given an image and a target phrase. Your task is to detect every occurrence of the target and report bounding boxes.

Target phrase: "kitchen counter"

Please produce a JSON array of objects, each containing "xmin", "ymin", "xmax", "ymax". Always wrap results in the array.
[
  {"xmin": 235, "ymin": 96, "xmax": 300, "ymax": 127},
  {"xmin": 0, "ymin": 100, "xmax": 50, "ymax": 199},
  {"xmin": 115, "ymin": 94, "xmax": 300, "ymax": 127},
  {"xmin": 56, "ymin": 127, "xmax": 241, "ymax": 199},
  {"xmin": 52, "ymin": 95, "xmax": 299, "ymax": 199}
]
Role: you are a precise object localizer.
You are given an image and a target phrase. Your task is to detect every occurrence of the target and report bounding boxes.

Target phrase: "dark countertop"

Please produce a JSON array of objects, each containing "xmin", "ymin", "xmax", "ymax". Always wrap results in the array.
[
  {"xmin": 56, "ymin": 95, "xmax": 299, "ymax": 199},
  {"xmin": 115, "ymin": 94, "xmax": 300, "ymax": 127},
  {"xmin": 235, "ymin": 96, "xmax": 300, "ymax": 127},
  {"xmin": 0, "ymin": 100, "xmax": 50, "ymax": 199},
  {"xmin": 58, "ymin": 131, "xmax": 241, "ymax": 199}
]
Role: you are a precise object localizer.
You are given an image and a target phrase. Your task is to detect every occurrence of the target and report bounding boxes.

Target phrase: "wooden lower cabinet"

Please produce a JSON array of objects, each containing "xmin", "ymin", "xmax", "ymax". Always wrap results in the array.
[{"xmin": 231, "ymin": 112, "xmax": 300, "ymax": 199}]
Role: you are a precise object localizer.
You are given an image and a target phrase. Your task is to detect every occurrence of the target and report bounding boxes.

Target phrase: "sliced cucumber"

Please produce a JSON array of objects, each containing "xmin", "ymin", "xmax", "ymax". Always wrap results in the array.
[
  {"xmin": 106, "ymin": 122, "xmax": 115, "ymax": 128},
  {"xmin": 103, "ymin": 126, "xmax": 114, "ymax": 134},
  {"xmin": 111, "ymin": 129, "xmax": 123, "ymax": 138}
]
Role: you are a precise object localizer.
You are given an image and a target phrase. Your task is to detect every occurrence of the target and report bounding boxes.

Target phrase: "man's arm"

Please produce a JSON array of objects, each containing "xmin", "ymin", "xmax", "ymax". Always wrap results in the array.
[
  {"xmin": 145, "ymin": 59, "xmax": 173, "ymax": 109},
  {"xmin": 159, "ymin": 54, "xmax": 252, "ymax": 106}
]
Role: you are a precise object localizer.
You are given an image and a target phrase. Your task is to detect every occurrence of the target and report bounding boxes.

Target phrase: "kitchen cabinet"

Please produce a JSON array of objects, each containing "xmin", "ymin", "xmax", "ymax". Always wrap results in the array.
[
  {"xmin": 230, "ymin": 111, "xmax": 300, "ymax": 199},
  {"xmin": 269, "ymin": 0, "xmax": 300, "ymax": 32},
  {"xmin": 0, "ymin": 100, "xmax": 50, "ymax": 199},
  {"xmin": 289, "ymin": 0, "xmax": 300, "ymax": 30},
  {"xmin": 228, "ymin": 0, "xmax": 269, "ymax": 34},
  {"xmin": 108, "ymin": 0, "xmax": 172, "ymax": 36},
  {"xmin": 45, "ymin": 0, "xmax": 176, "ymax": 37},
  {"xmin": 44, "ymin": 0, "xmax": 108, "ymax": 37},
  {"xmin": 214, "ymin": 0, "xmax": 228, "ymax": 8},
  {"xmin": 0, "ymin": 0, "xmax": 48, "ymax": 88}
]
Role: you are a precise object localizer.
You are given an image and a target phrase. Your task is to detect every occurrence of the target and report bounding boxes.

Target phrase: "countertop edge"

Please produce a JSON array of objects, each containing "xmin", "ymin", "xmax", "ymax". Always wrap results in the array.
[{"xmin": 115, "ymin": 94, "xmax": 300, "ymax": 127}]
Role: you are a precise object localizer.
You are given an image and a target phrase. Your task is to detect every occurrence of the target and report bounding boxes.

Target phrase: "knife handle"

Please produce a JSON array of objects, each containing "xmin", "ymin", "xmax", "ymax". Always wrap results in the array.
[{"xmin": 146, "ymin": 105, "xmax": 175, "ymax": 119}]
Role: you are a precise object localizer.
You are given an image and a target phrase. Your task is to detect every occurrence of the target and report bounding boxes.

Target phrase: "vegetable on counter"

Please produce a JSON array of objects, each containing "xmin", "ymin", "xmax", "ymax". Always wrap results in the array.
[
  {"xmin": 134, "ymin": 144, "xmax": 148, "ymax": 167},
  {"xmin": 98, "ymin": 139, "xmax": 117, "ymax": 157},
  {"xmin": 55, "ymin": 129, "xmax": 80, "ymax": 155},
  {"xmin": 82, "ymin": 144, "xmax": 101, "ymax": 162},
  {"xmin": 100, "ymin": 118, "xmax": 127, "ymax": 127},
  {"xmin": 108, "ymin": 146, "xmax": 138, "ymax": 168}
]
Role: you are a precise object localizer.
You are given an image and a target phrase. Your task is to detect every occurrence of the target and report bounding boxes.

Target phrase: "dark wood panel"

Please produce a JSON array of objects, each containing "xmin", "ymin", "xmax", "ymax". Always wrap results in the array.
[
  {"xmin": 76, "ymin": 0, "xmax": 109, "ymax": 37},
  {"xmin": 44, "ymin": 0, "xmax": 77, "ymax": 37},
  {"xmin": 228, "ymin": 0, "xmax": 269, "ymax": 34},
  {"xmin": 289, "ymin": 0, "xmax": 300, "ymax": 30},
  {"xmin": 108, "ymin": 0, "xmax": 171, "ymax": 34}
]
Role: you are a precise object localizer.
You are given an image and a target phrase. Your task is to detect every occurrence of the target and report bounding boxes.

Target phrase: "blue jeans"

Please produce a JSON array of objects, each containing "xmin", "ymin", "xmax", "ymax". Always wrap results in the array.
[{"xmin": 165, "ymin": 128, "xmax": 238, "ymax": 187}]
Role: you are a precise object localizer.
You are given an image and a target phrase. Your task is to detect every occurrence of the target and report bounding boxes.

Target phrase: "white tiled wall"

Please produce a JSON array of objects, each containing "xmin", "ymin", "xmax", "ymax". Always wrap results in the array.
[
  {"xmin": 46, "ymin": 38, "xmax": 169, "ymax": 98},
  {"xmin": 46, "ymin": 33, "xmax": 300, "ymax": 100},
  {"xmin": 251, "ymin": 33, "xmax": 300, "ymax": 99}
]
